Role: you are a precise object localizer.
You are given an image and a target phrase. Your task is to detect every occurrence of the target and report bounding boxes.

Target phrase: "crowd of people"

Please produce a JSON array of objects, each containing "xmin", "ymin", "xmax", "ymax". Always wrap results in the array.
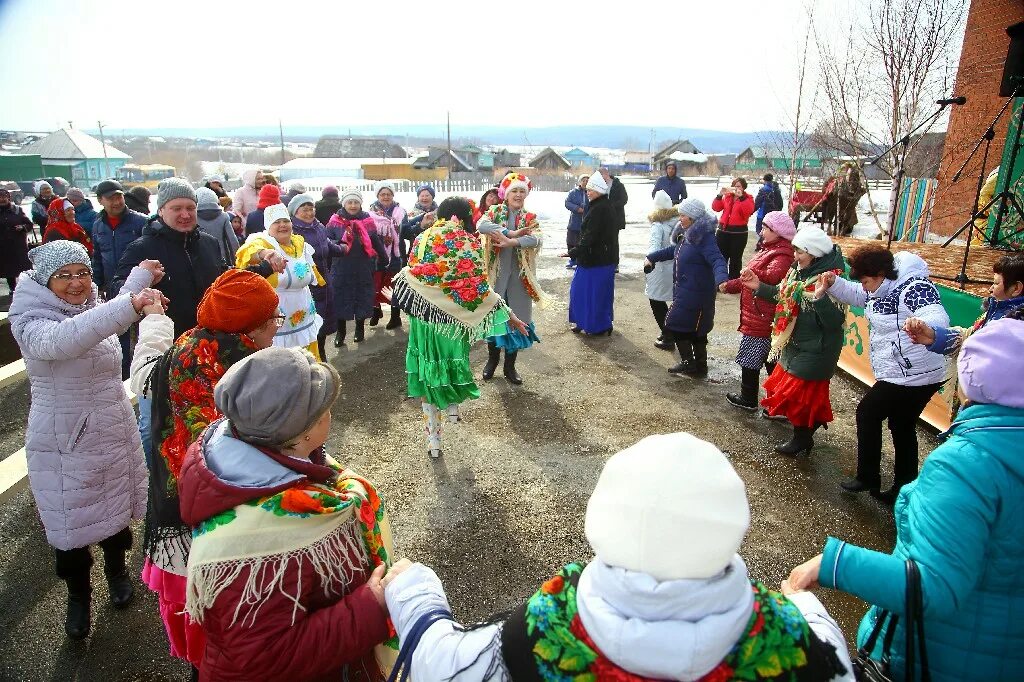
[{"xmin": 3, "ymin": 164, "xmax": 1023, "ymax": 681}]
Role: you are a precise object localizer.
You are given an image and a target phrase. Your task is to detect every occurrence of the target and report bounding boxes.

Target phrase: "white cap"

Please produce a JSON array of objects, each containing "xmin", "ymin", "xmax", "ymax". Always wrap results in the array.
[
  {"xmin": 263, "ymin": 203, "xmax": 291, "ymax": 229},
  {"xmin": 585, "ymin": 433, "xmax": 750, "ymax": 581},
  {"xmin": 791, "ymin": 225, "xmax": 833, "ymax": 257},
  {"xmin": 653, "ymin": 189, "xmax": 673, "ymax": 210},
  {"xmin": 586, "ymin": 173, "xmax": 609, "ymax": 194}
]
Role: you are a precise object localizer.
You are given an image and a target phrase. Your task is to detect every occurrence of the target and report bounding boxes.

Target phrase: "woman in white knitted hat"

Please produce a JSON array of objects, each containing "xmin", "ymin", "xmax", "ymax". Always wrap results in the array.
[
  {"xmin": 380, "ymin": 433, "xmax": 854, "ymax": 681},
  {"xmin": 646, "ymin": 189, "xmax": 680, "ymax": 350},
  {"xmin": 740, "ymin": 225, "xmax": 847, "ymax": 455}
]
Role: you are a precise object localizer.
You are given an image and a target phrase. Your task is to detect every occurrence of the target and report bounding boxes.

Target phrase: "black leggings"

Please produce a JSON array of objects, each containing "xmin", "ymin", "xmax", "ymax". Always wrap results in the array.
[
  {"xmin": 53, "ymin": 526, "xmax": 132, "ymax": 580},
  {"xmin": 855, "ymin": 380, "xmax": 941, "ymax": 487},
  {"xmin": 649, "ymin": 299, "xmax": 670, "ymax": 338},
  {"xmin": 716, "ymin": 229, "xmax": 749, "ymax": 279}
]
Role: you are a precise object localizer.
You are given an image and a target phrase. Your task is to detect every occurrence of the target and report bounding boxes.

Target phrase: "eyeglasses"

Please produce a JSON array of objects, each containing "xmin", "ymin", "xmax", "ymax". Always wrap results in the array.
[{"xmin": 51, "ymin": 271, "xmax": 93, "ymax": 282}]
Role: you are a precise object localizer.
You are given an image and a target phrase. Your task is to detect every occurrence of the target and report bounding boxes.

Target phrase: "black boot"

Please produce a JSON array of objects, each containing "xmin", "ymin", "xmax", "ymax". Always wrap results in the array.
[
  {"xmin": 775, "ymin": 426, "xmax": 815, "ymax": 456},
  {"xmin": 482, "ymin": 343, "xmax": 500, "ymax": 381},
  {"xmin": 385, "ymin": 307, "xmax": 402, "ymax": 329},
  {"xmin": 334, "ymin": 321, "xmax": 346, "ymax": 347},
  {"xmin": 369, "ymin": 307, "xmax": 382, "ymax": 326},
  {"xmin": 503, "ymin": 351, "xmax": 523, "ymax": 385},
  {"xmin": 841, "ymin": 478, "xmax": 880, "ymax": 494},
  {"xmin": 103, "ymin": 556, "xmax": 133, "ymax": 609},
  {"xmin": 726, "ymin": 367, "xmax": 759, "ymax": 410},
  {"xmin": 668, "ymin": 338, "xmax": 694, "ymax": 374},
  {"xmin": 64, "ymin": 576, "xmax": 91, "ymax": 640},
  {"xmin": 872, "ymin": 483, "xmax": 907, "ymax": 505},
  {"xmin": 354, "ymin": 319, "xmax": 365, "ymax": 343}
]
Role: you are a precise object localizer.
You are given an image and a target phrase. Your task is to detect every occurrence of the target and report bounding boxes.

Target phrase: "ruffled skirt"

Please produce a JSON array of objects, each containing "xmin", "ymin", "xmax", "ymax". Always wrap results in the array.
[
  {"xmin": 141, "ymin": 559, "xmax": 206, "ymax": 666},
  {"xmin": 761, "ymin": 365, "xmax": 834, "ymax": 428}
]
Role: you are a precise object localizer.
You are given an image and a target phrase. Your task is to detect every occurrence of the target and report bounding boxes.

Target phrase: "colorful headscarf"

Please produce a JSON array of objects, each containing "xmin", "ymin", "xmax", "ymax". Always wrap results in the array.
[
  {"xmin": 497, "ymin": 172, "xmax": 532, "ymax": 200},
  {"xmin": 42, "ymin": 198, "xmax": 93, "ymax": 254}
]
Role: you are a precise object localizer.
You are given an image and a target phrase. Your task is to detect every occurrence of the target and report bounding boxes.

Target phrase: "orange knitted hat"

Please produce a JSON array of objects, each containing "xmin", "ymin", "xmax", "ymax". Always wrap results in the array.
[{"xmin": 197, "ymin": 270, "xmax": 280, "ymax": 333}]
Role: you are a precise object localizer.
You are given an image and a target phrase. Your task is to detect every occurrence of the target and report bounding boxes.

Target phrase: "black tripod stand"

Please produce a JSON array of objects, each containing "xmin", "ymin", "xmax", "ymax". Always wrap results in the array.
[
  {"xmin": 873, "ymin": 101, "xmax": 954, "ymax": 250},
  {"xmin": 937, "ymin": 81, "xmax": 1024, "ymax": 288}
]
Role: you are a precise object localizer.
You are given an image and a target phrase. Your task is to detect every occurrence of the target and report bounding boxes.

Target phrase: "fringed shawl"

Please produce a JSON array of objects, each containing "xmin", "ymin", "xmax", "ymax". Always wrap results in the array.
[{"xmin": 480, "ymin": 204, "xmax": 551, "ymax": 308}]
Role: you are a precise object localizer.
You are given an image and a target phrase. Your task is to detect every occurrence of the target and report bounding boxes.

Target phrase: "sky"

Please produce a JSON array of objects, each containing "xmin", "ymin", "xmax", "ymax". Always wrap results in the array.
[{"xmin": 0, "ymin": 0, "xmax": 953, "ymax": 135}]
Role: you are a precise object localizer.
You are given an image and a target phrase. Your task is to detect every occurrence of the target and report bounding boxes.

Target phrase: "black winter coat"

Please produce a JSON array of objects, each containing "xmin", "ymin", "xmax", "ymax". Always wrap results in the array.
[
  {"xmin": 314, "ymin": 197, "xmax": 341, "ymax": 226},
  {"xmin": 110, "ymin": 221, "xmax": 232, "ymax": 339},
  {"xmin": 568, "ymin": 195, "xmax": 618, "ymax": 267},
  {"xmin": 608, "ymin": 177, "xmax": 628, "ymax": 231},
  {"xmin": 0, "ymin": 204, "xmax": 33, "ymax": 279}
]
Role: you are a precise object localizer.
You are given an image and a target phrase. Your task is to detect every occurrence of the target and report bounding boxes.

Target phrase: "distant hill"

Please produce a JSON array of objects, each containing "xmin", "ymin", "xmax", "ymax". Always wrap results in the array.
[{"xmin": 88, "ymin": 124, "xmax": 784, "ymax": 154}]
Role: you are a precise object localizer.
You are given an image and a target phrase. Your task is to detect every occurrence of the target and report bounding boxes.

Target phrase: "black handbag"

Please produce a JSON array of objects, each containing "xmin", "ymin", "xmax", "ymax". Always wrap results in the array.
[{"xmin": 853, "ymin": 560, "xmax": 931, "ymax": 682}]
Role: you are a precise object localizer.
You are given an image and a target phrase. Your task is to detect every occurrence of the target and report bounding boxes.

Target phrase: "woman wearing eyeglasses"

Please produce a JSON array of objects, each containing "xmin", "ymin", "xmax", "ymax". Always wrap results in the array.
[
  {"xmin": 8, "ymin": 240, "xmax": 164, "ymax": 641},
  {"xmin": 129, "ymin": 269, "xmax": 281, "ymax": 673},
  {"xmin": 815, "ymin": 245, "xmax": 949, "ymax": 503}
]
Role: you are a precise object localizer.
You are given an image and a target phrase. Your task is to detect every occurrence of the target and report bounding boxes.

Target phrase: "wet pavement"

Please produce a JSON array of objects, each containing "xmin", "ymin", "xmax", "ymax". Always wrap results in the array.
[{"xmin": 0, "ymin": 235, "xmax": 935, "ymax": 681}]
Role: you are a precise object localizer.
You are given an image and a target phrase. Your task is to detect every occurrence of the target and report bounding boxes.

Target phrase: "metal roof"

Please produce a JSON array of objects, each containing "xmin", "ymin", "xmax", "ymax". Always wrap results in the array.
[{"xmin": 19, "ymin": 128, "xmax": 130, "ymax": 161}]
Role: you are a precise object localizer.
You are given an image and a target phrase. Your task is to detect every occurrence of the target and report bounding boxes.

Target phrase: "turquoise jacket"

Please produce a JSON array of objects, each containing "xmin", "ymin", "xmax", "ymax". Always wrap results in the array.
[{"xmin": 821, "ymin": 402, "xmax": 1024, "ymax": 681}]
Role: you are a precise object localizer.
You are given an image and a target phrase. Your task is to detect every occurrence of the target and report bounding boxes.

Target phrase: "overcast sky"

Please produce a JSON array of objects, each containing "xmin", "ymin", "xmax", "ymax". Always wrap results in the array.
[{"xmin": 0, "ymin": 0, "xmax": 945, "ymax": 134}]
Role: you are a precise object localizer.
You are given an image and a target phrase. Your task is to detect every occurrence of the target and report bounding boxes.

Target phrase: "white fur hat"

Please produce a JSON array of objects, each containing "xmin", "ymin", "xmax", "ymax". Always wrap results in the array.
[
  {"xmin": 585, "ymin": 433, "xmax": 750, "ymax": 581},
  {"xmin": 653, "ymin": 189, "xmax": 673, "ymax": 210},
  {"xmin": 792, "ymin": 225, "xmax": 834, "ymax": 258},
  {"xmin": 585, "ymin": 173, "xmax": 609, "ymax": 195}
]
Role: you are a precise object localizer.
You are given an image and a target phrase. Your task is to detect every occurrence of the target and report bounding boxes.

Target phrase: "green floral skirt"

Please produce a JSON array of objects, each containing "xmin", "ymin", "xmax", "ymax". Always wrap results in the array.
[{"xmin": 406, "ymin": 310, "xmax": 509, "ymax": 409}]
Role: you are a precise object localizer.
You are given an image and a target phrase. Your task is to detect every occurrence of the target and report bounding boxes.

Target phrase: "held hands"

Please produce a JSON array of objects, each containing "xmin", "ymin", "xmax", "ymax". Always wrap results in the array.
[
  {"xmin": 813, "ymin": 272, "xmax": 836, "ymax": 300},
  {"xmin": 264, "ymin": 252, "xmax": 287, "ymax": 274},
  {"xmin": 366, "ymin": 563, "xmax": 388, "ymax": 611},
  {"xmin": 379, "ymin": 286, "xmax": 393, "ymax": 303},
  {"xmin": 718, "ymin": 282, "xmax": 730, "ymax": 294},
  {"xmin": 784, "ymin": 554, "xmax": 823, "ymax": 594},
  {"xmin": 132, "ymin": 288, "xmax": 168, "ymax": 314},
  {"xmin": 382, "ymin": 558, "xmax": 414, "ymax": 590},
  {"xmin": 739, "ymin": 268, "xmax": 760, "ymax": 291},
  {"xmin": 139, "ymin": 259, "xmax": 165, "ymax": 285},
  {"xmin": 904, "ymin": 317, "xmax": 936, "ymax": 346}
]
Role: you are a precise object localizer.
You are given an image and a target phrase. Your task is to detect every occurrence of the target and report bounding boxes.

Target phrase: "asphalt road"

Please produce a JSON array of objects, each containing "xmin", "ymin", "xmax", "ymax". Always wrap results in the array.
[{"xmin": 0, "ymin": 235, "xmax": 935, "ymax": 681}]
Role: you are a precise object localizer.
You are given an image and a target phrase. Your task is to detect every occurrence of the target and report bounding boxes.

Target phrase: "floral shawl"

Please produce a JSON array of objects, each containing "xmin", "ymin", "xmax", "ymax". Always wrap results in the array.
[
  {"xmin": 480, "ymin": 204, "xmax": 550, "ymax": 307},
  {"xmin": 145, "ymin": 327, "xmax": 258, "ymax": 567},
  {"xmin": 391, "ymin": 218, "xmax": 508, "ymax": 340},
  {"xmin": 768, "ymin": 266, "xmax": 844, "ymax": 363}
]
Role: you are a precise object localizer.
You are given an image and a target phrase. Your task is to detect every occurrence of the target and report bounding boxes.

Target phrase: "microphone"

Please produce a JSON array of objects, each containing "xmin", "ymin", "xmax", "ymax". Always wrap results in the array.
[{"xmin": 937, "ymin": 96, "xmax": 967, "ymax": 105}]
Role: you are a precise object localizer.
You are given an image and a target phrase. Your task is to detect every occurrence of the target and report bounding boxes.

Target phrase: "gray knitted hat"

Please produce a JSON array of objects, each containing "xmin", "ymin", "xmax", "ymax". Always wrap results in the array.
[
  {"xmin": 157, "ymin": 177, "xmax": 197, "ymax": 209},
  {"xmin": 195, "ymin": 187, "xmax": 221, "ymax": 210},
  {"xmin": 678, "ymin": 197, "xmax": 706, "ymax": 220},
  {"xmin": 28, "ymin": 241, "xmax": 92, "ymax": 286},
  {"xmin": 287, "ymin": 192, "xmax": 317, "ymax": 217},
  {"xmin": 214, "ymin": 347, "xmax": 341, "ymax": 448}
]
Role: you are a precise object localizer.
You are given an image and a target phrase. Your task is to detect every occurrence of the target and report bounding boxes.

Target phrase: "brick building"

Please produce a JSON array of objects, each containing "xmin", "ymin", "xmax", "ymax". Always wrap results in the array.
[{"xmin": 931, "ymin": 0, "xmax": 1024, "ymax": 238}]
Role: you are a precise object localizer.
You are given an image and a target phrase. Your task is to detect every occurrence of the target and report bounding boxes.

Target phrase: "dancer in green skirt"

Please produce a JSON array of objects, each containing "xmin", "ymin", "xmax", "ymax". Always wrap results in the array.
[{"xmin": 385, "ymin": 197, "xmax": 527, "ymax": 458}]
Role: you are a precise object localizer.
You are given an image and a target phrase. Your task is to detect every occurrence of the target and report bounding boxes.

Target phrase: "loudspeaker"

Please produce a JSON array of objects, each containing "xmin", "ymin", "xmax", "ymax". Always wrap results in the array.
[{"xmin": 1001, "ymin": 22, "xmax": 1024, "ymax": 97}]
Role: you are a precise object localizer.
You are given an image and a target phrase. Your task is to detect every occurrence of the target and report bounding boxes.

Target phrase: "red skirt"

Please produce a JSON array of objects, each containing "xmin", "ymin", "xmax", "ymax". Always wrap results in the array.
[
  {"xmin": 373, "ymin": 271, "xmax": 393, "ymax": 305},
  {"xmin": 761, "ymin": 365, "xmax": 833, "ymax": 428}
]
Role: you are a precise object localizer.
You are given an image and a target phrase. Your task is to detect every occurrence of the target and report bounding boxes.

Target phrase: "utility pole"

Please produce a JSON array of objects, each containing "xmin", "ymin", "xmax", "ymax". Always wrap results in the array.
[
  {"xmin": 97, "ymin": 120, "xmax": 111, "ymax": 179},
  {"xmin": 446, "ymin": 111, "xmax": 452, "ymax": 177},
  {"xmin": 278, "ymin": 119, "xmax": 285, "ymax": 166}
]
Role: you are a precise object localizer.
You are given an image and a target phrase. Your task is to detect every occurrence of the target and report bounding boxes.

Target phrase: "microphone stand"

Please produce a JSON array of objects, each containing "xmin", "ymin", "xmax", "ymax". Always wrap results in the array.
[
  {"xmin": 872, "ymin": 101, "xmax": 954, "ymax": 249},
  {"xmin": 937, "ymin": 81, "xmax": 1024, "ymax": 289}
]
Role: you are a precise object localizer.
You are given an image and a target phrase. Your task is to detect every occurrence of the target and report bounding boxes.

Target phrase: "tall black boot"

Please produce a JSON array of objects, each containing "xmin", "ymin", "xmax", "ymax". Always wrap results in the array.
[
  {"xmin": 668, "ymin": 338, "xmax": 694, "ymax": 374},
  {"xmin": 482, "ymin": 342, "xmax": 500, "ymax": 381},
  {"xmin": 727, "ymin": 367, "xmax": 760, "ymax": 410},
  {"xmin": 503, "ymin": 351, "xmax": 523, "ymax": 385},
  {"xmin": 775, "ymin": 426, "xmax": 815, "ymax": 456},
  {"xmin": 688, "ymin": 340, "xmax": 709, "ymax": 377},
  {"xmin": 369, "ymin": 307, "xmax": 382, "ymax": 326},
  {"xmin": 64, "ymin": 575, "xmax": 92, "ymax": 640},
  {"xmin": 385, "ymin": 306, "xmax": 402, "ymax": 330},
  {"xmin": 354, "ymin": 319, "xmax": 365, "ymax": 343},
  {"xmin": 101, "ymin": 529, "xmax": 134, "ymax": 609},
  {"xmin": 334, "ymin": 320, "xmax": 347, "ymax": 347}
]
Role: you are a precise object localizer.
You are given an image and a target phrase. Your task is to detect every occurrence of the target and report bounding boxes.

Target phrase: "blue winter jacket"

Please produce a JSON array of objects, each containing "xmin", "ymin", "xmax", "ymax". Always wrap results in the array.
[
  {"xmin": 754, "ymin": 181, "xmax": 783, "ymax": 231},
  {"xmin": 564, "ymin": 187, "xmax": 589, "ymax": 232},
  {"xmin": 91, "ymin": 208, "xmax": 148, "ymax": 294},
  {"xmin": 651, "ymin": 175, "xmax": 687, "ymax": 204},
  {"xmin": 927, "ymin": 294, "xmax": 1024, "ymax": 355},
  {"xmin": 74, "ymin": 200, "xmax": 98, "ymax": 239},
  {"xmin": 821, "ymin": 402, "xmax": 1024, "ymax": 681},
  {"xmin": 646, "ymin": 212, "xmax": 728, "ymax": 334}
]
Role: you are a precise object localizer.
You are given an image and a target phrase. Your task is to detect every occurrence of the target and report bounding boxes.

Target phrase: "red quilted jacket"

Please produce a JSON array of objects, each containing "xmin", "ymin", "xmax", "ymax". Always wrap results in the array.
[
  {"xmin": 178, "ymin": 434, "xmax": 389, "ymax": 682},
  {"xmin": 722, "ymin": 239, "xmax": 795, "ymax": 337},
  {"xmin": 712, "ymin": 191, "xmax": 756, "ymax": 229}
]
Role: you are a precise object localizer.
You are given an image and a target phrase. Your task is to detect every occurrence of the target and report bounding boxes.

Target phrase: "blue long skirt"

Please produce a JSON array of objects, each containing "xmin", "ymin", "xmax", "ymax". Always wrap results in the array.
[{"xmin": 568, "ymin": 264, "xmax": 616, "ymax": 334}]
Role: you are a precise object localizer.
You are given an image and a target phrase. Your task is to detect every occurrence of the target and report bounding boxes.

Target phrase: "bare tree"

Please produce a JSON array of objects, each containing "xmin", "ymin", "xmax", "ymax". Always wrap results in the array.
[{"xmin": 813, "ymin": 0, "xmax": 965, "ymax": 235}]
